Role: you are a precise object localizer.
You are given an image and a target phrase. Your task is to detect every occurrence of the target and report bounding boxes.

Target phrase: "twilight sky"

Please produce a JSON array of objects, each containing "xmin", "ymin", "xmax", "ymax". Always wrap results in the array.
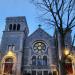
[
  {"xmin": 0, "ymin": 0, "xmax": 53, "ymax": 42},
  {"xmin": 0, "ymin": 0, "xmax": 75, "ymax": 45}
]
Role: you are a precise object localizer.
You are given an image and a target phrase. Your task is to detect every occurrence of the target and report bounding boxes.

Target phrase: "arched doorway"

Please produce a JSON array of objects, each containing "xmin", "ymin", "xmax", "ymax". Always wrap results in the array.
[
  {"xmin": 65, "ymin": 58, "xmax": 73, "ymax": 75},
  {"xmin": 4, "ymin": 58, "xmax": 13, "ymax": 74},
  {"xmin": 1, "ymin": 50, "xmax": 16, "ymax": 75}
]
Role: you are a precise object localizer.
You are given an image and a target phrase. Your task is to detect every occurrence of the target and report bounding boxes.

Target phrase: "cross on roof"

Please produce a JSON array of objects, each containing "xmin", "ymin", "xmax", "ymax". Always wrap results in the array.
[{"xmin": 38, "ymin": 24, "xmax": 42, "ymax": 28}]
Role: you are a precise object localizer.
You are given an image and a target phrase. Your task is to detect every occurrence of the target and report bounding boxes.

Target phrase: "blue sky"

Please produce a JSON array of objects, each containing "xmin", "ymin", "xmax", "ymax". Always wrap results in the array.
[
  {"xmin": 0, "ymin": 0, "xmax": 75, "ymax": 45},
  {"xmin": 0, "ymin": 0, "xmax": 53, "ymax": 42}
]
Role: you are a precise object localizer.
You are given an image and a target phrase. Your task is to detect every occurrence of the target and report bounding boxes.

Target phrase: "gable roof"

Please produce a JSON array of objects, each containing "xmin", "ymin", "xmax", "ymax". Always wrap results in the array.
[{"xmin": 28, "ymin": 28, "xmax": 53, "ymax": 38}]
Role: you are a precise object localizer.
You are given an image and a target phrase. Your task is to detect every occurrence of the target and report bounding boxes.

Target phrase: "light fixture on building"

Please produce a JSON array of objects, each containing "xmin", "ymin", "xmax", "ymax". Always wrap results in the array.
[
  {"xmin": 7, "ymin": 50, "xmax": 15, "ymax": 56},
  {"xmin": 64, "ymin": 48, "xmax": 70, "ymax": 56}
]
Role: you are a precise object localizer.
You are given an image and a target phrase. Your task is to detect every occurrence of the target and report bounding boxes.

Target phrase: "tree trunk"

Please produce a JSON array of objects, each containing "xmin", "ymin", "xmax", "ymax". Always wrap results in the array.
[{"xmin": 59, "ymin": 33, "xmax": 67, "ymax": 75}]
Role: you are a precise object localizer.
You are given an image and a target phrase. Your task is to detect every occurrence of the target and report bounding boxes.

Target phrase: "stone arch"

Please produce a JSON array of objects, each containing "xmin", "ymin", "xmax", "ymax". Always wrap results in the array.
[
  {"xmin": 4, "ymin": 58, "xmax": 13, "ymax": 74},
  {"xmin": 1, "ymin": 50, "xmax": 17, "ymax": 75},
  {"xmin": 9, "ymin": 24, "xmax": 12, "ymax": 31},
  {"xmin": 17, "ymin": 24, "xmax": 20, "ymax": 31},
  {"xmin": 13, "ymin": 24, "xmax": 16, "ymax": 30}
]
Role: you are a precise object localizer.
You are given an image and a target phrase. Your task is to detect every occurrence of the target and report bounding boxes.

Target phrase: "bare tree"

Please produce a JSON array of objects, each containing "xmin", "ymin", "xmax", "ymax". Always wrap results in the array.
[{"xmin": 31, "ymin": 0, "xmax": 75, "ymax": 75}]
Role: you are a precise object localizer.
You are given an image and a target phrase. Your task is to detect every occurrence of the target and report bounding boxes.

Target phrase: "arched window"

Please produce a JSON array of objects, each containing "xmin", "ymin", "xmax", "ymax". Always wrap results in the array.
[
  {"xmin": 4, "ymin": 58, "xmax": 13, "ymax": 74},
  {"xmin": 32, "ymin": 56, "xmax": 36, "ymax": 65},
  {"xmin": 43, "ymin": 56, "xmax": 47, "ymax": 66},
  {"xmin": 17, "ymin": 24, "xmax": 20, "ymax": 31},
  {"xmin": 13, "ymin": 24, "xmax": 16, "ymax": 30},
  {"xmin": 9, "ymin": 24, "xmax": 12, "ymax": 31},
  {"xmin": 37, "ymin": 56, "xmax": 42, "ymax": 66}
]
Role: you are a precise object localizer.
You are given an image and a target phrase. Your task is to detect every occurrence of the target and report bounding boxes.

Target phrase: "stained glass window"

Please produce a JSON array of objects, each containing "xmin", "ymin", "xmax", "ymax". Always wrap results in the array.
[
  {"xmin": 33, "ymin": 41, "xmax": 46, "ymax": 53},
  {"xmin": 32, "ymin": 56, "xmax": 36, "ymax": 65},
  {"xmin": 43, "ymin": 56, "xmax": 47, "ymax": 65},
  {"xmin": 37, "ymin": 56, "xmax": 42, "ymax": 66}
]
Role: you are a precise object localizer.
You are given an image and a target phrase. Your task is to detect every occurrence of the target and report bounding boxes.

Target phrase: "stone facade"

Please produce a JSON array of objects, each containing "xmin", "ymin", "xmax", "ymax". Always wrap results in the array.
[{"xmin": 0, "ymin": 16, "xmax": 75, "ymax": 75}]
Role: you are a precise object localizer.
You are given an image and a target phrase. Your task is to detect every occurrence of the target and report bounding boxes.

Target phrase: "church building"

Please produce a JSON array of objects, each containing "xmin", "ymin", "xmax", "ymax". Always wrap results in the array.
[{"xmin": 0, "ymin": 16, "xmax": 75, "ymax": 75}]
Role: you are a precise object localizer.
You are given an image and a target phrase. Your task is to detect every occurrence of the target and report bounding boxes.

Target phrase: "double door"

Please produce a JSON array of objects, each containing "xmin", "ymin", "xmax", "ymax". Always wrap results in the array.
[{"xmin": 32, "ymin": 70, "xmax": 48, "ymax": 75}]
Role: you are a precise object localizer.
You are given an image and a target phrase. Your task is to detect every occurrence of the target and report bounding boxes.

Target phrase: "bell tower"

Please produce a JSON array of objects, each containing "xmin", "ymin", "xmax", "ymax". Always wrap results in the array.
[{"xmin": 0, "ymin": 16, "xmax": 29, "ymax": 75}]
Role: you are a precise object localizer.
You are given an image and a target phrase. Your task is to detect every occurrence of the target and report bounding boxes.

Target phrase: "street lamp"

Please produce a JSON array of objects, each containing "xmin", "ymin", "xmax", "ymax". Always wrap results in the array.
[
  {"xmin": 64, "ymin": 48, "xmax": 74, "ymax": 59},
  {"xmin": 64, "ymin": 48, "xmax": 70, "ymax": 56}
]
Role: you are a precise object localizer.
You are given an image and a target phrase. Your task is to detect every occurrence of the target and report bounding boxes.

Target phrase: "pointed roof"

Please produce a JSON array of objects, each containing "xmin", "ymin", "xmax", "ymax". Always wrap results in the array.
[{"xmin": 29, "ymin": 27, "xmax": 53, "ymax": 38}]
